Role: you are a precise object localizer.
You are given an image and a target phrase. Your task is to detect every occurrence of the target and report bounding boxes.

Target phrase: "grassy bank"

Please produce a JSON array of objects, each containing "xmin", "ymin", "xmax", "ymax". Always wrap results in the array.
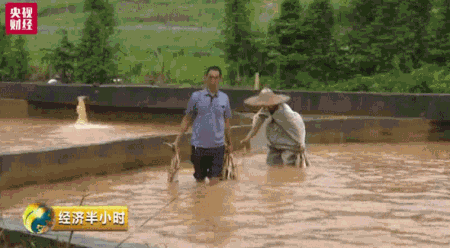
[
  {"xmin": 1, "ymin": 0, "xmax": 351, "ymax": 85},
  {"xmin": 0, "ymin": 227, "xmax": 163, "ymax": 248},
  {"xmin": 19, "ymin": 64, "xmax": 450, "ymax": 95},
  {"xmin": 2, "ymin": 0, "xmax": 450, "ymax": 93},
  {"xmin": 0, "ymin": 227, "xmax": 83, "ymax": 248}
]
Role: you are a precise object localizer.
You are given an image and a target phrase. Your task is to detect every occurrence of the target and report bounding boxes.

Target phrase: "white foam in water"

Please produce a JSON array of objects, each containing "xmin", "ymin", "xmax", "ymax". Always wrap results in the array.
[
  {"xmin": 72, "ymin": 123, "xmax": 111, "ymax": 129},
  {"xmin": 72, "ymin": 96, "xmax": 112, "ymax": 129}
]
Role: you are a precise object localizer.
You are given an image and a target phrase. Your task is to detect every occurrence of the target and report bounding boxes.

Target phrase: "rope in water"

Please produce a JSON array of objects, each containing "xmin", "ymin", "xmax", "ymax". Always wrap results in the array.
[
  {"xmin": 222, "ymin": 149, "xmax": 238, "ymax": 180},
  {"xmin": 164, "ymin": 142, "xmax": 181, "ymax": 183},
  {"xmin": 114, "ymin": 193, "xmax": 182, "ymax": 248}
]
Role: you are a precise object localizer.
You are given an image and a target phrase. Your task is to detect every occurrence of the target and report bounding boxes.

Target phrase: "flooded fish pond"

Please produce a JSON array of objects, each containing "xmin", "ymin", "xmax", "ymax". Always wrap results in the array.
[{"xmin": 1, "ymin": 142, "xmax": 450, "ymax": 247}]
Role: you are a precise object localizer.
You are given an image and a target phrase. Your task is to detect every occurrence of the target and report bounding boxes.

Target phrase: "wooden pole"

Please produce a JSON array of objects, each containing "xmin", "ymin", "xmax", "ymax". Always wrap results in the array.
[{"xmin": 254, "ymin": 72, "xmax": 260, "ymax": 91}]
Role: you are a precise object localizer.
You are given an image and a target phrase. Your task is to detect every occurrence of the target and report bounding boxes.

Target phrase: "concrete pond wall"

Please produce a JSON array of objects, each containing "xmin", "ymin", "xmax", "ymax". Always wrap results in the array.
[
  {"xmin": 0, "ymin": 115, "xmax": 436, "ymax": 190},
  {"xmin": 1, "ymin": 83, "xmax": 449, "ymax": 248},
  {"xmin": 1, "ymin": 83, "xmax": 450, "ymax": 120},
  {"xmin": 0, "ymin": 83, "xmax": 449, "ymax": 189}
]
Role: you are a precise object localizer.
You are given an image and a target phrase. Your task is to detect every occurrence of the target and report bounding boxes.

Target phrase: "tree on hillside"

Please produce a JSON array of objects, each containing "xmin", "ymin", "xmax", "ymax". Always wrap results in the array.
[
  {"xmin": 76, "ymin": 0, "xmax": 119, "ymax": 84},
  {"xmin": 334, "ymin": 0, "xmax": 352, "ymax": 25},
  {"xmin": 348, "ymin": 0, "xmax": 379, "ymax": 27},
  {"xmin": 261, "ymin": 20, "xmax": 282, "ymax": 82},
  {"xmin": 394, "ymin": 0, "xmax": 432, "ymax": 72},
  {"xmin": 13, "ymin": 36, "xmax": 30, "ymax": 81},
  {"xmin": 41, "ymin": 30, "xmax": 77, "ymax": 83},
  {"xmin": 84, "ymin": 0, "xmax": 110, "ymax": 12},
  {"xmin": 348, "ymin": 0, "xmax": 401, "ymax": 75},
  {"xmin": 223, "ymin": 0, "xmax": 255, "ymax": 84},
  {"xmin": 0, "ymin": 35, "xmax": 29, "ymax": 82},
  {"xmin": 302, "ymin": 0, "xmax": 335, "ymax": 83},
  {"xmin": 247, "ymin": 31, "xmax": 270, "ymax": 77},
  {"xmin": 425, "ymin": 0, "xmax": 450, "ymax": 65},
  {"xmin": 270, "ymin": 0, "xmax": 308, "ymax": 87},
  {"xmin": 277, "ymin": 0, "xmax": 303, "ymax": 56},
  {"xmin": 346, "ymin": 0, "xmax": 383, "ymax": 77},
  {"xmin": 0, "ymin": 20, "xmax": 13, "ymax": 81}
]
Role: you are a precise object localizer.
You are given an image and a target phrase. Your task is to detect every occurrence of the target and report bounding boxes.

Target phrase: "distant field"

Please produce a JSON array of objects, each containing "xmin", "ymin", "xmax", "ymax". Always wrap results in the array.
[
  {"xmin": 2, "ymin": 0, "xmax": 448, "ymax": 94},
  {"xmin": 0, "ymin": 0, "xmax": 353, "ymax": 85}
]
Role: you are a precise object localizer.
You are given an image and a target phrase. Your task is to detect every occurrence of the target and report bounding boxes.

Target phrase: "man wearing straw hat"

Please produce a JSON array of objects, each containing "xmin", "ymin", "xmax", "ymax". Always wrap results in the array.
[
  {"xmin": 240, "ymin": 88, "xmax": 309, "ymax": 168},
  {"xmin": 173, "ymin": 66, "xmax": 233, "ymax": 185}
]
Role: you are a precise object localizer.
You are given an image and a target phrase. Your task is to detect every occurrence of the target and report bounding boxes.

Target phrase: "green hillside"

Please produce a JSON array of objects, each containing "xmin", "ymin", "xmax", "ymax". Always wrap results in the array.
[
  {"xmin": 1, "ymin": 0, "xmax": 449, "ymax": 93},
  {"xmin": 0, "ymin": 0, "xmax": 290, "ymax": 84}
]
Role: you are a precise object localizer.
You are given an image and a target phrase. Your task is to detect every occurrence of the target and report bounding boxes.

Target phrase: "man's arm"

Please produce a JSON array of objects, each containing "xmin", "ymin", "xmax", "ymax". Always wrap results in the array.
[
  {"xmin": 243, "ymin": 108, "xmax": 268, "ymax": 141},
  {"xmin": 244, "ymin": 115, "xmax": 265, "ymax": 140},
  {"xmin": 174, "ymin": 92, "xmax": 196, "ymax": 146},
  {"xmin": 174, "ymin": 114, "xmax": 192, "ymax": 145},
  {"xmin": 225, "ymin": 118, "xmax": 232, "ymax": 146},
  {"xmin": 224, "ymin": 96, "xmax": 233, "ymax": 151}
]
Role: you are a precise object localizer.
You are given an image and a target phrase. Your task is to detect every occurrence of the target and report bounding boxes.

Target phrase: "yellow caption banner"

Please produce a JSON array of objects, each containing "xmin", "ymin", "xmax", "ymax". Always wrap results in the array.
[{"xmin": 51, "ymin": 206, "xmax": 128, "ymax": 231}]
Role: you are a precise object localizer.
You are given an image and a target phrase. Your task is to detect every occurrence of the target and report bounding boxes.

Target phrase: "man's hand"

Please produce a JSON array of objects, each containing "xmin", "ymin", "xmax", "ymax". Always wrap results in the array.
[
  {"xmin": 171, "ymin": 136, "xmax": 182, "ymax": 155},
  {"xmin": 173, "ymin": 115, "xmax": 191, "ymax": 149},
  {"xmin": 240, "ymin": 136, "xmax": 250, "ymax": 145},
  {"xmin": 225, "ymin": 118, "xmax": 232, "ymax": 153},
  {"xmin": 227, "ymin": 142, "xmax": 233, "ymax": 153},
  {"xmin": 173, "ymin": 135, "xmax": 180, "ymax": 146}
]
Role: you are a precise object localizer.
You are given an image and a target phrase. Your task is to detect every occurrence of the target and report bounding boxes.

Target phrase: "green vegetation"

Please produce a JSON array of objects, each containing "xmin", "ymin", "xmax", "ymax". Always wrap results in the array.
[
  {"xmin": 0, "ymin": 21, "xmax": 30, "ymax": 81},
  {"xmin": 41, "ymin": 29, "xmax": 76, "ymax": 83},
  {"xmin": 223, "ymin": 0, "xmax": 256, "ymax": 84},
  {"xmin": 0, "ymin": 227, "xmax": 80, "ymax": 248},
  {"xmin": 0, "ymin": 0, "xmax": 450, "ymax": 93}
]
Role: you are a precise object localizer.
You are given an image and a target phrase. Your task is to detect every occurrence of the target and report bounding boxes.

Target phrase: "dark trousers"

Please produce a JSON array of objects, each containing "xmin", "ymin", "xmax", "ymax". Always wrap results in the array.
[{"xmin": 191, "ymin": 145, "xmax": 225, "ymax": 181}]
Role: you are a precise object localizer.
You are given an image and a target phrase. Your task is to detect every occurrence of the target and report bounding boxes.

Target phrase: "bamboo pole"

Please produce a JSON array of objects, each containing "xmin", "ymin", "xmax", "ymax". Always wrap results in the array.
[{"xmin": 254, "ymin": 72, "xmax": 260, "ymax": 91}]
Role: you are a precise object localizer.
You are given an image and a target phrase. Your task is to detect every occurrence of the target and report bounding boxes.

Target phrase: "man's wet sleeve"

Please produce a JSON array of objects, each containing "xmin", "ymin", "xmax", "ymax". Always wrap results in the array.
[
  {"xmin": 258, "ymin": 107, "xmax": 270, "ymax": 119},
  {"xmin": 224, "ymin": 96, "xmax": 232, "ymax": 119},
  {"xmin": 185, "ymin": 92, "xmax": 197, "ymax": 118},
  {"xmin": 252, "ymin": 107, "xmax": 269, "ymax": 126}
]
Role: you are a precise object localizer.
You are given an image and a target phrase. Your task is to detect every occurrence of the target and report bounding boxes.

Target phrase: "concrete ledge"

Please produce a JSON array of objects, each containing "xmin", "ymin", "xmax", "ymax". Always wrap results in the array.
[
  {"xmin": 0, "ymin": 126, "xmax": 253, "ymax": 248},
  {"xmin": 0, "ymin": 116, "xmax": 434, "ymax": 190},
  {"xmin": 25, "ymin": 101, "xmax": 190, "ymax": 128},
  {"xmin": 0, "ymin": 116, "xmax": 436, "ymax": 248},
  {"xmin": 245, "ymin": 117, "xmax": 433, "ymax": 153},
  {"xmin": 0, "ymin": 125, "xmax": 252, "ymax": 190},
  {"xmin": 0, "ymin": 218, "xmax": 149, "ymax": 248},
  {"xmin": 1, "ymin": 83, "xmax": 450, "ymax": 120},
  {"xmin": 0, "ymin": 99, "xmax": 28, "ymax": 118},
  {"xmin": 25, "ymin": 100, "xmax": 253, "ymax": 126}
]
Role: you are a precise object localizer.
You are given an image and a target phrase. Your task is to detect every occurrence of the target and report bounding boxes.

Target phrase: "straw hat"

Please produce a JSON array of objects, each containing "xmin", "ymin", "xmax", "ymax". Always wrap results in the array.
[{"xmin": 244, "ymin": 87, "xmax": 290, "ymax": 107}]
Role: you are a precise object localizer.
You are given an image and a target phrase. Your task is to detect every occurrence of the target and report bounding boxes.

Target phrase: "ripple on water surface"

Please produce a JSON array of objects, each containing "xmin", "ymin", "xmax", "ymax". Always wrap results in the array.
[
  {"xmin": 0, "ymin": 118, "xmax": 179, "ymax": 153},
  {"xmin": 1, "ymin": 142, "xmax": 450, "ymax": 247}
]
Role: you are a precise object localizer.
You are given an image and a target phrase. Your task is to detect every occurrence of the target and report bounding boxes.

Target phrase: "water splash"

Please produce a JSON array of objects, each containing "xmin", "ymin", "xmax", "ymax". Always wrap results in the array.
[
  {"xmin": 73, "ymin": 96, "xmax": 109, "ymax": 129},
  {"xmin": 72, "ymin": 123, "xmax": 110, "ymax": 129},
  {"xmin": 76, "ymin": 96, "xmax": 88, "ymax": 125},
  {"xmin": 254, "ymin": 72, "xmax": 260, "ymax": 90}
]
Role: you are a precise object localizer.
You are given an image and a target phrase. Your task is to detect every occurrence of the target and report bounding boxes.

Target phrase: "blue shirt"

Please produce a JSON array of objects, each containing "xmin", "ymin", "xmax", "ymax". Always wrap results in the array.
[{"xmin": 185, "ymin": 88, "xmax": 232, "ymax": 148}]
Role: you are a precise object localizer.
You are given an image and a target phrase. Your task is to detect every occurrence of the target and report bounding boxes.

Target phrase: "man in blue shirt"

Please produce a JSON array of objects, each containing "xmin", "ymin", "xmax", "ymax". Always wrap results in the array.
[{"xmin": 173, "ymin": 66, "xmax": 233, "ymax": 185}]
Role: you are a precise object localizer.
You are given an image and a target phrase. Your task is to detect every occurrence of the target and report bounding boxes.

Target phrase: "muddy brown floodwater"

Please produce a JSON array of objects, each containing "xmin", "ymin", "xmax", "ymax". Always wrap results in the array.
[
  {"xmin": 1, "ymin": 142, "xmax": 450, "ymax": 247},
  {"xmin": 0, "ymin": 118, "xmax": 180, "ymax": 154},
  {"xmin": 0, "ymin": 115, "xmax": 342, "ymax": 154}
]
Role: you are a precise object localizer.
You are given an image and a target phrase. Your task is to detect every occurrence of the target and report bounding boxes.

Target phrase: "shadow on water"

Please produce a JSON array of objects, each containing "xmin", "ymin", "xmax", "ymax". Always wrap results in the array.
[
  {"xmin": 2, "ymin": 115, "xmax": 450, "ymax": 190},
  {"xmin": 186, "ymin": 182, "xmax": 238, "ymax": 245},
  {"xmin": 257, "ymin": 166, "xmax": 307, "ymax": 227},
  {"xmin": 2, "ymin": 142, "xmax": 450, "ymax": 247},
  {"xmin": 27, "ymin": 100, "xmax": 186, "ymax": 124},
  {"xmin": 429, "ymin": 120, "xmax": 450, "ymax": 142}
]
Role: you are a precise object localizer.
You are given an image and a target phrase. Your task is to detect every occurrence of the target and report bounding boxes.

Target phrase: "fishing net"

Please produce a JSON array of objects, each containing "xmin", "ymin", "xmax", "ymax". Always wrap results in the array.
[
  {"xmin": 165, "ymin": 142, "xmax": 238, "ymax": 182},
  {"xmin": 295, "ymin": 147, "xmax": 311, "ymax": 168},
  {"xmin": 164, "ymin": 142, "xmax": 181, "ymax": 183},
  {"xmin": 221, "ymin": 145, "xmax": 238, "ymax": 180}
]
